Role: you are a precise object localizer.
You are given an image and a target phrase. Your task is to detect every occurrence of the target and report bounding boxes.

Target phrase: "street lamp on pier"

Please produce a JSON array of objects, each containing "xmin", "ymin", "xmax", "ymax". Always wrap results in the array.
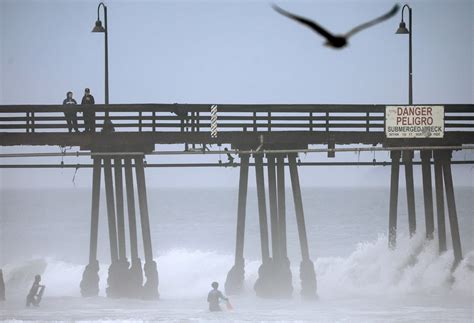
[
  {"xmin": 396, "ymin": 4, "xmax": 413, "ymax": 105},
  {"xmin": 92, "ymin": 2, "xmax": 109, "ymax": 112}
]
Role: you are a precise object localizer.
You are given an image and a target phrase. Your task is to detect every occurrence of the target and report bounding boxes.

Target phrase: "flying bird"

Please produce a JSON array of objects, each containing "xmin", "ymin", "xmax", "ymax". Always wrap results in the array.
[{"xmin": 272, "ymin": 4, "xmax": 400, "ymax": 49}]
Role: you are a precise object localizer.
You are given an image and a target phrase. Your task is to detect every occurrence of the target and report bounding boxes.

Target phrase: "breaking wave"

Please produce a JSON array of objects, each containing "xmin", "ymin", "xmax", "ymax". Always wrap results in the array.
[{"xmin": 2, "ymin": 234, "xmax": 473, "ymax": 300}]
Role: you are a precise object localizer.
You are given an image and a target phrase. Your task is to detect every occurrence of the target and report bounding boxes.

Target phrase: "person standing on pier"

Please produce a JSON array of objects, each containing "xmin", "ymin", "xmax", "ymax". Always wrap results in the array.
[
  {"xmin": 81, "ymin": 88, "xmax": 96, "ymax": 132},
  {"xmin": 207, "ymin": 281, "xmax": 230, "ymax": 312},
  {"xmin": 26, "ymin": 275, "xmax": 45, "ymax": 307},
  {"xmin": 62, "ymin": 91, "xmax": 80, "ymax": 133}
]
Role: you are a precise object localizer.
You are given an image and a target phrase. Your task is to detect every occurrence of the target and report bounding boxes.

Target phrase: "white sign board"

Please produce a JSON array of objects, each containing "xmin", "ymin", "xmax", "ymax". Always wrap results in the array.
[{"xmin": 385, "ymin": 105, "xmax": 444, "ymax": 138}]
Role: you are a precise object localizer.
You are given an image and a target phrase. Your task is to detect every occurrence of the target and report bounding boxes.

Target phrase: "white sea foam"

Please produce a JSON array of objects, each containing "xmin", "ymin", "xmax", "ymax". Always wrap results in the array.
[{"xmin": 2, "ymin": 233, "xmax": 473, "ymax": 301}]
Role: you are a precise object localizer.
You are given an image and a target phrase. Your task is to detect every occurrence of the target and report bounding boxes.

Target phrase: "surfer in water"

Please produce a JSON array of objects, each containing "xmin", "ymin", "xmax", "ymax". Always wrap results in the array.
[
  {"xmin": 207, "ymin": 281, "xmax": 230, "ymax": 312},
  {"xmin": 26, "ymin": 274, "xmax": 45, "ymax": 307}
]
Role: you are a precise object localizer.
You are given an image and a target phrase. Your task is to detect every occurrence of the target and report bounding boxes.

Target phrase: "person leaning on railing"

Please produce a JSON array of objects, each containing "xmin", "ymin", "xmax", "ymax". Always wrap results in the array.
[{"xmin": 81, "ymin": 88, "xmax": 96, "ymax": 132}]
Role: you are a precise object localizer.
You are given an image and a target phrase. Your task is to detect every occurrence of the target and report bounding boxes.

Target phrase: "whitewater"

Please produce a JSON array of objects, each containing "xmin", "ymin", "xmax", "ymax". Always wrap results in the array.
[{"xmin": 1, "ymin": 187, "xmax": 473, "ymax": 322}]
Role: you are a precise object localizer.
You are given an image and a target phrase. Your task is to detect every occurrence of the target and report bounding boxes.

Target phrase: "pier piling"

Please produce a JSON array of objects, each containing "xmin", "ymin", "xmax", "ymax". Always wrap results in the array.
[
  {"xmin": 225, "ymin": 154, "xmax": 249, "ymax": 295},
  {"xmin": 114, "ymin": 158, "xmax": 131, "ymax": 297},
  {"xmin": 80, "ymin": 157, "xmax": 101, "ymax": 297},
  {"xmin": 267, "ymin": 155, "xmax": 280, "ymax": 263},
  {"xmin": 124, "ymin": 157, "xmax": 143, "ymax": 297},
  {"xmin": 388, "ymin": 150, "xmax": 401, "ymax": 248},
  {"xmin": 288, "ymin": 154, "xmax": 317, "ymax": 299},
  {"xmin": 104, "ymin": 157, "xmax": 121, "ymax": 298},
  {"xmin": 276, "ymin": 154, "xmax": 293, "ymax": 298},
  {"xmin": 433, "ymin": 152, "xmax": 447, "ymax": 253},
  {"xmin": 441, "ymin": 151, "xmax": 463, "ymax": 269},
  {"xmin": 403, "ymin": 151, "xmax": 416, "ymax": 237},
  {"xmin": 420, "ymin": 150, "xmax": 434, "ymax": 240},
  {"xmin": 135, "ymin": 156, "xmax": 159, "ymax": 299},
  {"xmin": 114, "ymin": 158, "xmax": 127, "ymax": 260},
  {"xmin": 254, "ymin": 154, "xmax": 273, "ymax": 297}
]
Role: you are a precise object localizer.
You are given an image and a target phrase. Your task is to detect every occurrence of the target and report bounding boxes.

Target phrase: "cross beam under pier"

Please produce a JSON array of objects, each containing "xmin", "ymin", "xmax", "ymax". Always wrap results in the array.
[
  {"xmin": 1, "ymin": 160, "xmax": 473, "ymax": 168},
  {"xmin": 1, "ymin": 145, "xmax": 473, "ymax": 159}
]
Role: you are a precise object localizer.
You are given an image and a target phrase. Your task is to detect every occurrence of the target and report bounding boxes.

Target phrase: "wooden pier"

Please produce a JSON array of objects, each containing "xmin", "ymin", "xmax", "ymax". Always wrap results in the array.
[{"xmin": 1, "ymin": 103, "xmax": 473, "ymax": 299}]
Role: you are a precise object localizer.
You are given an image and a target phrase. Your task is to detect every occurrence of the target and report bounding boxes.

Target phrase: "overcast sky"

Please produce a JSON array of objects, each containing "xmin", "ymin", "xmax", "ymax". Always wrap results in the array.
[{"xmin": 0, "ymin": 0, "xmax": 472, "ymax": 188}]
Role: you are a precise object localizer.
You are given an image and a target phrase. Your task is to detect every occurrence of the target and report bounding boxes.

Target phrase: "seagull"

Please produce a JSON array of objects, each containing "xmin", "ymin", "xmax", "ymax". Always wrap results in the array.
[{"xmin": 272, "ymin": 4, "xmax": 399, "ymax": 49}]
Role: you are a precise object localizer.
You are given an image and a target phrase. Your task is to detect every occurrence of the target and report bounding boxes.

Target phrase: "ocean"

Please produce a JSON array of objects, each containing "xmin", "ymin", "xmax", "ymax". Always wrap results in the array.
[{"xmin": 0, "ymin": 187, "xmax": 473, "ymax": 322}]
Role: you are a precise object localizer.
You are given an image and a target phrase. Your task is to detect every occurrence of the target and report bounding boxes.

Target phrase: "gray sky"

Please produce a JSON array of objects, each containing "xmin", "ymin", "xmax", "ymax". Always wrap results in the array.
[{"xmin": 0, "ymin": 0, "xmax": 473, "ymax": 188}]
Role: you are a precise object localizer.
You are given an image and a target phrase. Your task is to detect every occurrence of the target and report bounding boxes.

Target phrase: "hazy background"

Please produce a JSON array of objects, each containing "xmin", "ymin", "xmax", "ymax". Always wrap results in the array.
[{"xmin": 0, "ymin": 0, "xmax": 473, "ymax": 189}]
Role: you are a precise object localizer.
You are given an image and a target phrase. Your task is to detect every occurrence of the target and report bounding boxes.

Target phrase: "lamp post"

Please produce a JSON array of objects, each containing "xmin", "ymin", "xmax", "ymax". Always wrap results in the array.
[
  {"xmin": 396, "ymin": 4, "xmax": 412, "ymax": 105},
  {"xmin": 92, "ymin": 2, "xmax": 109, "ymax": 109}
]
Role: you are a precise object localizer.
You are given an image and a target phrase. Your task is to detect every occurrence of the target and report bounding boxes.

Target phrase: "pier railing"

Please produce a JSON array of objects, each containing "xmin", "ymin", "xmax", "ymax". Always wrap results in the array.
[{"xmin": 0, "ymin": 104, "xmax": 472, "ymax": 134}]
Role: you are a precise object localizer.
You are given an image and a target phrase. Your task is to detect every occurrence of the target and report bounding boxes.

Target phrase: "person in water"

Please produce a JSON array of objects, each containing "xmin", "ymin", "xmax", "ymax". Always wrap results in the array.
[
  {"xmin": 207, "ymin": 281, "xmax": 229, "ymax": 312},
  {"xmin": 26, "ymin": 275, "xmax": 45, "ymax": 307}
]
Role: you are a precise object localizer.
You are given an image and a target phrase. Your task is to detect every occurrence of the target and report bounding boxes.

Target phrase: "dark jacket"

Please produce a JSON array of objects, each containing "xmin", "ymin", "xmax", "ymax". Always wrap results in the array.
[
  {"xmin": 63, "ymin": 98, "xmax": 77, "ymax": 105},
  {"xmin": 63, "ymin": 98, "xmax": 77, "ymax": 115},
  {"xmin": 82, "ymin": 94, "xmax": 95, "ymax": 119},
  {"xmin": 81, "ymin": 94, "xmax": 95, "ymax": 105}
]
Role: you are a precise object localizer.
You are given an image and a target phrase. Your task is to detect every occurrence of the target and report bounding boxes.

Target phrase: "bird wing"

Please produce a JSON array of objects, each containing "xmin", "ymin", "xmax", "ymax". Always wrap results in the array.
[
  {"xmin": 272, "ymin": 4, "xmax": 337, "ymax": 42},
  {"xmin": 345, "ymin": 4, "xmax": 400, "ymax": 38}
]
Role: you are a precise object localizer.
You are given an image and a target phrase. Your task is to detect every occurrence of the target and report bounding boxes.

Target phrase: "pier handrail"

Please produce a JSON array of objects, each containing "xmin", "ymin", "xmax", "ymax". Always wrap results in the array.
[{"xmin": 0, "ymin": 104, "xmax": 472, "ymax": 134}]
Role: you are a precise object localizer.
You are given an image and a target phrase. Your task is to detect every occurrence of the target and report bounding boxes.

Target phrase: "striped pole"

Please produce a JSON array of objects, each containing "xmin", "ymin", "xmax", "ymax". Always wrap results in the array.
[{"xmin": 210, "ymin": 104, "xmax": 218, "ymax": 138}]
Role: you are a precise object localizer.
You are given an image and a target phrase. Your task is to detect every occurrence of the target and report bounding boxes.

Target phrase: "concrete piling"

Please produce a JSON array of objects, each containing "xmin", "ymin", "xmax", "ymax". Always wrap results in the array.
[
  {"xmin": 403, "ymin": 150, "xmax": 416, "ymax": 237},
  {"xmin": 388, "ymin": 150, "xmax": 401, "ymax": 248},
  {"xmin": 254, "ymin": 154, "xmax": 273, "ymax": 297},
  {"xmin": 225, "ymin": 154, "xmax": 249, "ymax": 295},
  {"xmin": 267, "ymin": 154, "xmax": 280, "ymax": 262},
  {"xmin": 420, "ymin": 150, "xmax": 435, "ymax": 240},
  {"xmin": 433, "ymin": 152, "xmax": 447, "ymax": 253},
  {"xmin": 124, "ymin": 157, "xmax": 143, "ymax": 297},
  {"xmin": 135, "ymin": 156, "xmax": 159, "ymax": 299},
  {"xmin": 276, "ymin": 154, "xmax": 293, "ymax": 298},
  {"xmin": 441, "ymin": 151, "xmax": 463, "ymax": 270},
  {"xmin": 288, "ymin": 154, "xmax": 317, "ymax": 299},
  {"xmin": 114, "ymin": 158, "xmax": 130, "ymax": 297},
  {"xmin": 80, "ymin": 157, "xmax": 101, "ymax": 297},
  {"xmin": 104, "ymin": 157, "xmax": 121, "ymax": 298}
]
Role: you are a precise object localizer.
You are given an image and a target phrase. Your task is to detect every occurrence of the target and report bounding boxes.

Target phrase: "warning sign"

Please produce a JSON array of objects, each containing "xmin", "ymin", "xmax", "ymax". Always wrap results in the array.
[{"xmin": 385, "ymin": 105, "xmax": 444, "ymax": 138}]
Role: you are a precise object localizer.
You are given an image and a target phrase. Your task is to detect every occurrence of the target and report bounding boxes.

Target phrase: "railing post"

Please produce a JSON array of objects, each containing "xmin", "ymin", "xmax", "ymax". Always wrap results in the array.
[
  {"xmin": 253, "ymin": 112, "xmax": 257, "ymax": 132},
  {"xmin": 268, "ymin": 112, "xmax": 271, "ymax": 132},
  {"xmin": 196, "ymin": 111, "xmax": 200, "ymax": 132},
  {"xmin": 325, "ymin": 112, "xmax": 329, "ymax": 132},
  {"xmin": 139, "ymin": 112, "xmax": 143, "ymax": 132},
  {"xmin": 31, "ymin": 112, "xmax": 35, "ymax": 133},
  {"xmin": 366, "ymin": 112, "xmax": 370, "ymax": 132}
]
